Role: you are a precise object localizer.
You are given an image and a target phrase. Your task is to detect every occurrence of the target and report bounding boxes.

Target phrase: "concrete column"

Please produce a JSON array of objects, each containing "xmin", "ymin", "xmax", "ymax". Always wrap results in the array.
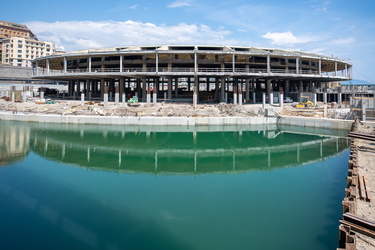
[
  {"xmin": 81, "ymin": 92, "xmax": 85, "ymax": 106},
  {"xmin": 338, "ymin": 87, "xmax": 342, "ymax": 104},
  {"xmin": 267, "ymin": 54, "xmax": 271, "ymax": 73},
  {"xmin": 253, "ymin": 92, "xmax": 256, "ymax": 104},
  {"xmin": 175, "ymin": 78, "xmax": 178, "ymax": 97},
  {"xmin": 146, "ymin": 87, "xmax": 151, "ymax": 106},
  {"xmin": 266, "ymin": 79, "xmax": 271, "ymax": 95},
  {"xmin": 323, "ymin": 86, "xmax": 327, "ymax": 104},
  {"xmin": 103, "ymin": 86, "xmax": 109, "ymax": 107},
  {"xmin": 270, "ymin": 92, "xmax": 274, "ymax": 105},
  {"xmin": 86, "ymin": 79, "xmax": 90, "ymax": 97},
  {"xmin": 119, "ymin": 78, "xmax": 125, "ymax": 101},
  {"xmin": 119, "ymin": 55, "xmax": 123, "ymax": 73},
  {"xmin": 233, "ymin": 85, "xmax": 237, "ymax": 105},
  {"xmin": 22, "ymin": 88, "xmax": 27, "ymax": 103},
  {"xmin": 238, "ymin": 84, "xmax": 243, "ymax": 105},
  {"xmin": 88, "ymin": 56, "xmax": 92, "ymax": 72},
  {"xmin": 296, "ymin": 56, "xmax": 299, "ymax": 74},
  {"xmin": 115, "ymin": 86, "xmax": 119, "ymax": 105},
  {"xmin": 313, "ymin": 88, "xmax": 317, "ymax": 106},
  {"xmin": 220, "ymin": 77, "xmax": 225, "ymax": 102},
  {"xmin": 280, "ymin": 92, "xmax": 284, "ymax": 108},
  {"xmin": 100, "ymin": 80, "xmax": 105, "ymax": 98},
  {"xmin": 11, "ymin": 92, "xmax": 15, "ymax": 103},
  {"xmin": 262, "ymin": 92, "xmax": 266, "ymax": 109},
  {"xmin": 40, "ymin": 88, "xmax": 44, "ymax": 100},
  {"xmin": 153, "ymin": 90, "xmax": 157, "ymax": 104},
  {"xmin": 215, "ymin": 77, "xmax": 219, "ymax": 101},
  {"xmin": 168, "ymin": 78, "xmax": 172, "ymax": 100},
  {"xmin": 285, "ymin": 80, "xmax": 290, "ymax": 96},
  {"xmin": 142, "ymin": 79, "xmax": 147, "ymax": 101},
  {"xmin": 193, "ymin": 76, "xmax": 198, "ymax": 108},
  {"xmin": 46, "ymin": 58, "xmax": 50, "ymax": 74},
  {"xmin": 63, "ymin": 57, "xmax": 67, "ymax": 73},
  {"xmin": 122, "ymin": 92, "xmax": 126, "ymax": 106},
  {"xmin": 245, "ymin": 79, "xmax": 250, "ymax": 102},
  {"xmin": 362, "ymin": 100, "xmax": 366, "ymax": 121}
]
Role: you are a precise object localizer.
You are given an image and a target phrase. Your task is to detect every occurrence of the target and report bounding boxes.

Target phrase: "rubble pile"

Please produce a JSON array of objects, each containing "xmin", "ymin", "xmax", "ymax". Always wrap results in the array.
[{"xmin": 0, "ymin": 99, "xmax": 268, "ymax": 117}]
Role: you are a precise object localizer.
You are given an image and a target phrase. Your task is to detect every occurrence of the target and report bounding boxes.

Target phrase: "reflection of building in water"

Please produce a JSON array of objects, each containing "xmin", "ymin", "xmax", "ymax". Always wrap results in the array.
[
  {"xmin": 0, "ymin": 124, "xmax": 30, "ymax": 165},
  {"xmin": 30, "ymin": 127, "xmax": 349, "ymax": 175}
]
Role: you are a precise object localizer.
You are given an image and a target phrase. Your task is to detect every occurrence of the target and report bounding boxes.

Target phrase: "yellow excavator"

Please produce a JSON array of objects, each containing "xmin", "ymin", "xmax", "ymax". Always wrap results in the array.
[{"xmin": 296, "ymin": 96, "xmax": 315, "ymax": 108}]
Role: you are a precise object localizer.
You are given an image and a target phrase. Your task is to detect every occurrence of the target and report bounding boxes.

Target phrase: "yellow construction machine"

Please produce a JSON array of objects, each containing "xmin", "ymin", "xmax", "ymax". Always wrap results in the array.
[{"xmin": 296, "ymin": 96, "xmax": 315, "ymax": 108}]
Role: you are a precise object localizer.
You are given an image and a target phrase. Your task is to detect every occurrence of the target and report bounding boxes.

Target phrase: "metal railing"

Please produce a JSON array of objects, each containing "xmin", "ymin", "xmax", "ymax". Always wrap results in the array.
[{"xmin": 33, "ymin": 66, "xmax": 349, "ymax": 78}]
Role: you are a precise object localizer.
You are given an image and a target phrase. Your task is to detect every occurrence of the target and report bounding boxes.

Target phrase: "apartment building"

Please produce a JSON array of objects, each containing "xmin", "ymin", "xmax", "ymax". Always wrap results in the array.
[{"xmin": 2, "ymin": 37, "xmax": 56, "ymax": 67}]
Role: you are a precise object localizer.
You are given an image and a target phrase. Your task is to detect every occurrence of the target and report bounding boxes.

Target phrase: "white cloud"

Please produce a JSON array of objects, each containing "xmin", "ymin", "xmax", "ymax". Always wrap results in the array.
[
  {"xmin": 25, "ymin": 20, "xmax": 235, "ymax": 52},
  {"xmin": 332, "ymin": 37, "xmax": 356, "ymax": 45},
  {"xmin": 262, "ymin": 31, "xmax": 311, "ymax": 45},
  {"xmin": 167, "ymin": 0, "xmax": 192, "ymax": 8}
]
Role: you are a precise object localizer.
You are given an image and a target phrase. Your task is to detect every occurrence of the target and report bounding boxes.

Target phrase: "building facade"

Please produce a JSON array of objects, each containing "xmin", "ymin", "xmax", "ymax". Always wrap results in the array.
[
  {"xmin": 0, "ymin": 21, "xmax": 37, "ymax": 61},
  {"xmin": 31, "ymin": 45, "xmax": 352, "ymax": 104},
  {"xmin": 2, "ymin": 37, "xmax": 56, "ymax": 67}
]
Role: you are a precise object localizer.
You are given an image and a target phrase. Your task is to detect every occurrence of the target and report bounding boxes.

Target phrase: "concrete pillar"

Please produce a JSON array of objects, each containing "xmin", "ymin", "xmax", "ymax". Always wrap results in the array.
[
  {"xmin": 262, "ymin": 92, "xmax": 266, "ymax": 109},
  {"xmin": 146, "ymin": 87, "xmax": 151, "ymax": 106},
  {"xmin": 40, "ymin": 88, "xmax": 44, "ymax": 100},
  {"xmin": 122, "ymin": 92, "xmax": 126, "ymax": 106},
  {"xmin": 279, "ymin": 87, "xmax": 284, "ymax": 108},
  {"xmin": 175, "ymin": 78, "xmax": 178, "ymax": 98},
  {"xmin": 221, "ymin": 77, "xmax": 225, "ymax": 102},
  {"xmin": 193, "ymin": 76, "xmax": 198, "ymax": 108},
  {"xmin": 119, "ymin": 78, "xmax": 125, "ymax": 101},
  {"xmin": 81, "ymin": 92, "xmax": 85, "ymax": 106},
  {"xmin": 168, "ymin": 78, "xmax": 172, "ymax": 100},
  {"xmin": 142, "ymin": 79, "xmax": 147, "ymax": 101},
  {"xmin": 115, "ymin": 86, "xmax": 119, "ymax": 105},
  {"xmin": 22, "ymin": 90, "xmax": 27, "ymax": 103},
  {"xmin": 153, "ymin": 90, "xmax": 157, "ymax": 104},
  {"xmin": 270, "ymin": 92, "xmax": 274, "ymax": 105},
  {"xmin": 253, "ymin": 92, "xmax": 256, "ymax": 104},
  {"xmin": 313, "ymin": 88, "xmax": 317, "ymax": 106},
  {"xmin": 233, "ymin": 85, "xmax": 237, "ymax": 105},
  {"xmin": 104, "ymin": 86, "xmax": 109, "ymax": 107},
  {"xmin": 362, "ymin": 100, "xmax": 366, "ymax": 121},
  {"xmin": 238, "ymin": 87, "xmax": 243, "ymax": 106},
  {"xmin": 11, "ymin": 92, "xmax": 15, "ymax": 103},
  {"xmin": 338, "ymin": 87, "xmax": 342, "ymax": 104},
  {"xmin": 266, "ymin": 79, "xmax": 271, "ymax": 95},
  {"xmin": 245, "ymin": 79, "xmax": 250, "ymax": 102},
  {"xmin": 323, "ymin": 86, "xmax": 327, "ymax": 104},
  {"xmin": 100, "ymin": 80, "xmax": 105, "ymax": 98},
  {"xmin": 285, "ymin": 80, "xmax": 290, "ymax": 96}
]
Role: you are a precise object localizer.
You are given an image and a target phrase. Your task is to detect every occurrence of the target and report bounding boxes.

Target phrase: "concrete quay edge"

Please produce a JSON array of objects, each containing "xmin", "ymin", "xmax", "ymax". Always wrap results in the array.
[{"xmin": 0, "ymin": 111, "xmax": 358, "ymax": 130}]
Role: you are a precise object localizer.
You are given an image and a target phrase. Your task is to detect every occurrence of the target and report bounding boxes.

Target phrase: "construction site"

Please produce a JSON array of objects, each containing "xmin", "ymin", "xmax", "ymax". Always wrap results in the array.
[{"xmin": 0, "ymin": 45, "xmax": 374, "ymax": 250}]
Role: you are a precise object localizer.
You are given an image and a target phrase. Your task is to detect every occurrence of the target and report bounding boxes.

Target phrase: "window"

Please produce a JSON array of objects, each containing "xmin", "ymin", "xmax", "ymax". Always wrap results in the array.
[
  {"xmin": 18, "ymin": 40, "xmax": 22, "ymax": 43},
  {"xmin": 18, "ymin": 55, "xmax": 22, "ymax": 58},
  {"xmin": 18, "ymin": 50, "xmax": 22, "ymax": 53},
  {"xmin": 18, "ymin": 45, "xmax": 22, "ymax": 48}
]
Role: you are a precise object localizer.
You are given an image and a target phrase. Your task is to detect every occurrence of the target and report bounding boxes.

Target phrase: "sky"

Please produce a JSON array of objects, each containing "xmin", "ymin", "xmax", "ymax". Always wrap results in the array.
[{"xmin": 2, "ymin": 0, "xmax": 375, "ymax": 81}]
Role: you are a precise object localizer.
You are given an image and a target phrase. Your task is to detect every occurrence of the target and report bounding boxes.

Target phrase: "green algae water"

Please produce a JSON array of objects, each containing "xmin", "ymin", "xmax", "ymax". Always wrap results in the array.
[{"xmin": 0, "ymin": 121, "xmax": 350, "ymax": 250}]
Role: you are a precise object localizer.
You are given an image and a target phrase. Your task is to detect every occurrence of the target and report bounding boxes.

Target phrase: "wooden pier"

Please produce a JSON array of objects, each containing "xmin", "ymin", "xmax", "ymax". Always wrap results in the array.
[{"xmin": 338, "ymin": 120, "xmax": 375, "ymax": 250}]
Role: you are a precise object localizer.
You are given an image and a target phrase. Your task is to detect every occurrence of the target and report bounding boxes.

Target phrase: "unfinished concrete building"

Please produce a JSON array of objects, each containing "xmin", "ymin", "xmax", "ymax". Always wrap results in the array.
[{"xmin": 31, "ymin": 45, "xmax": 352, "ymax": 104}]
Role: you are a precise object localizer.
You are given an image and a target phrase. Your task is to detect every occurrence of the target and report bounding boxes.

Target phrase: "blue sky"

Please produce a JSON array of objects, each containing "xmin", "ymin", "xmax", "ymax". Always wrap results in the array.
[{"xmin": 3, "ymin": 0, "xmax": 375, "ymax": 81}]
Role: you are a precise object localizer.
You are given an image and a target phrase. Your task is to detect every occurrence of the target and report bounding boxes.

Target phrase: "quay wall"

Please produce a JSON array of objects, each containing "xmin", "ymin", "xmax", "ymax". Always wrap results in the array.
[{"xmin": 0, "ymin": 111, "xmax": 356, "ymax": 130}]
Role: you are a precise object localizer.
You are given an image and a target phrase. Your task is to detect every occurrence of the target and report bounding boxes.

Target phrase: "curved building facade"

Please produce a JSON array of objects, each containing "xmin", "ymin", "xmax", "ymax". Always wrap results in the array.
[{"xmin": 31, "ymin": 45, "xmax": 352, "ymax": 103}]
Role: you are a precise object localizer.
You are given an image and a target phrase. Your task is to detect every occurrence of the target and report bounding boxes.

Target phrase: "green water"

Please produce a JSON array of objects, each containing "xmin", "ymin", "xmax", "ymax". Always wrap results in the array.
[{"xmin": 0, "ymin": 121, "xmax": 349, "ymax": 250}]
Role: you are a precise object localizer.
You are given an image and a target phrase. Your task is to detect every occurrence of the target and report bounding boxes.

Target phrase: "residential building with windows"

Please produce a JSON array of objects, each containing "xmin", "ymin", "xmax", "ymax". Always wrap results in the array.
[
  {"xmin": 2, "ymin": 37, "xmax": 56, "ymax": 67},
  {"xmin": 0, "ymin": 21, "xmax": 37, "ymax": 61}
]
